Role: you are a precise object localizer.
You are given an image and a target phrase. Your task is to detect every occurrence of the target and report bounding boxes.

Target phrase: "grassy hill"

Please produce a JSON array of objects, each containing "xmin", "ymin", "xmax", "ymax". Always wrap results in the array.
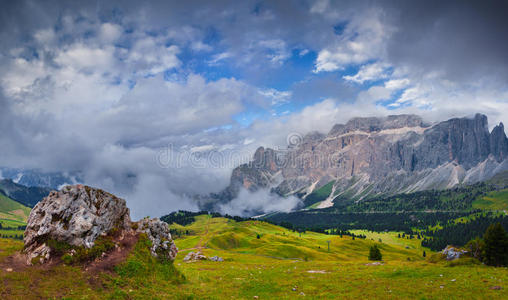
[
  {"xmin": 472, "ymin": 188, "xmax": 508, "ymax": 210},
  {"xmin": 0, "ymin": 192, "xmax": 30, "ymax": 224},
  {"xmin": 1, "ymin": 214, "xmax": 507, "ymax": 299},
  {"xmin": 0, "ymin": 179, "xmax": 51, "ymax": 208}
]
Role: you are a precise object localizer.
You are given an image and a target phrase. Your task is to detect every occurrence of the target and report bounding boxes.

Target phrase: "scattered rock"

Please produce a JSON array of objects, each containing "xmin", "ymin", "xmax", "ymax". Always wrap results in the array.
[
  {"xmin": 253, "ymin": 296, "xmax": 259, "ymax": 299},
  {"xmin": 441, "ymin": 246, "xmax": 468, "ymax": 261},
  {"xmin": 365, "ymin": 262, "xmax": 384, "ymax": 266},
  {"xmin": 183, "ymin": 251, "xmax": 207, "ymax": 262},
  {"xmin": 490, "ymin": 286, "xmax": 502, "ymax": 290},
  {"xmin": 451, "ymin": 279, "xmax": 456, "ymax": 282},
  {"xmin": 306, "ymin": 270, "xmax": 327, "ymax": 273},
  {"xmin": 292, "ymin": 286, "xmax": 298, "ymax": 291},
  {"xmin": 299, "ymin": 292, "xmax": 305, "ymax": 296},
  {"xmin": 135, "ymin": 217, "xmax": 177, "ymax": 260},
  {"xmin": 5, "ymin": 268, "xmax": 12, "ymax": 272},
  {"xmin": 209, "ymin": 256, "xmax": 224, "ymax": 262}
]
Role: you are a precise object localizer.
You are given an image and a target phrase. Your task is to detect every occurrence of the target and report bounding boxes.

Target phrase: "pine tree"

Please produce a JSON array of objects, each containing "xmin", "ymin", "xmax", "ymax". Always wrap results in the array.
[
  {"xmin": 369, "ymin": 245, "xmax": 382, "ymax": 261},
  {"xmin": 483, "ymin": 223, "xmax": 508, "ymax": 266},
  {"xmin": 423, "ymin": 251, "xmax": 426, "ymax": 258}
]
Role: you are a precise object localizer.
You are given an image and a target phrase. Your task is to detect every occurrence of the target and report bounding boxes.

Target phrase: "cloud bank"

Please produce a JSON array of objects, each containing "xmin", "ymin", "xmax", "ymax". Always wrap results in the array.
[{"xmin": 0, "ymin": 0, "xmax": 507, "ymax": 218}]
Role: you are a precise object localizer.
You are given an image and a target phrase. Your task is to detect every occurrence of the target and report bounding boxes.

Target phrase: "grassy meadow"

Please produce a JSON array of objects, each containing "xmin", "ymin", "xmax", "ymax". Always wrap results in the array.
[{"xmin": 1, "ymin": 214, "xmax": 507, "ymax": 299}]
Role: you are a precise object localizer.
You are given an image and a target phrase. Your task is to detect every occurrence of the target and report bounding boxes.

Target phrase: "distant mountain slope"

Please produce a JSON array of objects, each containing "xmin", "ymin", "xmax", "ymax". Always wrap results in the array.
[
  {"xmin": 0, "ymin": 167, "xmax": 80, "ymax": 189},
  {"xmin": 0, "ymin": 179, "xmax": 52, "ymax": 208},
  {"xmin": 208, "ymin": 114, "xmax": 508, "ymax": 211},
  {"xmin": 0, "ymin": 192, "xmax": 31, "ymax": 223}
]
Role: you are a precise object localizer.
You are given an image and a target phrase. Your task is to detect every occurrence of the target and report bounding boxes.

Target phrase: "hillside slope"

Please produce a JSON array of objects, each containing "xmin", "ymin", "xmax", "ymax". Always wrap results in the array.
[
  {"xmin": 0, "ymin": 193, "xmax": 30, "ymax": 224},
  {"xmin": 0, "ymin": 179, "xmax": 51, "ymax": 208}
]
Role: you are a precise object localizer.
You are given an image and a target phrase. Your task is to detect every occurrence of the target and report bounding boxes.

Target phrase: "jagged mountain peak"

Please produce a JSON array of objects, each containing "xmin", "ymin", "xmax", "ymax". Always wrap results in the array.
[{"xmin": 209, "ymin": 113, "xmax": 508, "ymax": 212}]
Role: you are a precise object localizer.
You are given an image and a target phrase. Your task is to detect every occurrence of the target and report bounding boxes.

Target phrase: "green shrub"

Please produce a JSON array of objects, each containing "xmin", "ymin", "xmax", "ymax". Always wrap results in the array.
[
  {"xmin": 71, "ymin": 236, "xmax": 115, "ymax": 263},
  {"xmin": 46, "ymin": 239, "xmax": 73, "ymax": 256},
  {"xmin": 368, "ymin": 244, "xmax": 382, "ymax": 261}
]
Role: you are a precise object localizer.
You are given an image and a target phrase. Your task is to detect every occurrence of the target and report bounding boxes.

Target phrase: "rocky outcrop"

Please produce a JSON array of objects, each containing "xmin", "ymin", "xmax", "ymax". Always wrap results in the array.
[
  {"xmin": 23, "ymin": 185, "xmax": 177, "ymax": 264},
  {"xmin": 212, "ymin": 114, "xmax": 508, "ymax": 210},
  {"xmin": 442, "ymin": 246, "xmax": 468, "ymax": 260},
  {"xmin": 135, "ymin": 217, "xmax": 178, "ymax": 260}
]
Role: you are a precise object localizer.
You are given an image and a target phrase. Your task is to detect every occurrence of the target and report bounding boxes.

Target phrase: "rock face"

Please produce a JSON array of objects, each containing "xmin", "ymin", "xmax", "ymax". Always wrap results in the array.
[
  {"xmin": 136, "ymin": 217, "xmax": 178, "ymax": 260},
  {"xmin": 23, "ymin": 185, "xmax": 177, "ymax": 264},
  {"xmin": 209, "ymin": 114, "xmax": 508, "ymax": 210}
]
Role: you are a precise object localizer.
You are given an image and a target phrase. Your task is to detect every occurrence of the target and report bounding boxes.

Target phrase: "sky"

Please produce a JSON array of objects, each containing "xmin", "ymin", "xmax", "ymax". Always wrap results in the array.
[{"xmin": 0, "ymin": 0, "xmax": 507, "ymax": 218}]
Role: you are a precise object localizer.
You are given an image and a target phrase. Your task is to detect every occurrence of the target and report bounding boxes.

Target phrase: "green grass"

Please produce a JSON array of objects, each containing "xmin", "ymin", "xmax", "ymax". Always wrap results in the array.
[
  {"xmin": 0, "ymin": 193, "xmax": 31, "ymax": 223},
  {"xmin": 473, "ymin": 188, "xmax": 508, "ymax": 211},
  {"xmin": 1, "ymin": 215, "xmax": 508, "ymax": 299}
]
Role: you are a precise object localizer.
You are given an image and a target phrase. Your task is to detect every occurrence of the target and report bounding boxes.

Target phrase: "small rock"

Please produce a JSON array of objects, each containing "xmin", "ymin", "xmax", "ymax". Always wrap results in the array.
[
  {"xmin": 184, "ymin": 251, "xmax": 207, "ymax": 262},
  {"xmin": 292, "ymin": 286, "xmax": 298, "ymax": 291},
  {"xmin": 253, "ymin": 296, "xmax": 259, "ymax": 299},
  {"xmin": 299, "ymin": 292, "xmax": 305, "ymax": 296},
  {"xmin": 451, "ymin": 279, "xmax": 456, "ymax": 282},
  {"xmin": 490, "ymin": 286, "xmax": 502, "ymax": 290},
  {"xmin": 440, "ymin": 285, "xmax": 444, "ymax": 289},
  {"xmin": 210, "ymin": 256, "xmax": 224, "ymax": 262},
  {"xmin": 6, "ymin": 268, "xmax": 13, "ymax": 272}
]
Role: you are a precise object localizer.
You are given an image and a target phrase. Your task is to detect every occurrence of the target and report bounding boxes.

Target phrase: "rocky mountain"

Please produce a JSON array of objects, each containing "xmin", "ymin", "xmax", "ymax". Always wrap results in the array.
[{"xmin": 210, "ymin": 114, "xmax": 508, "ymax": 210}]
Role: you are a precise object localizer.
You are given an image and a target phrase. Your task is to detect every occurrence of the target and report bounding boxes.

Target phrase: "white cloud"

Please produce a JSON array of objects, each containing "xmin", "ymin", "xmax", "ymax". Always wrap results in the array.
[
  {"xmin": 208, "ymin": 52, "xmax": 232, "ymax": 65},
  {"xmin": 343, "ymin": 62, "xmax": 389, "ymax": 83},
  {"xmin": 314, "ymin": 8, "xmax": 391, "ymax": 72},
  {"xmin": 125, "ymin": 37, "xmax": 181, "ymax": 76},
  {"xmin": 98, "ymin": 23, "xmax": 123, "ymax": 44},
  {"xmin": 258, "ymin": 39, "xmax": 291, "ymax": 64},
  {"xmin": 258, "ymin": 88, "xmax": 292, "ymax": 106},
  {"xmin": 384, "ymin": 78, "xmax": 410, "ymax": 90},
  {"xmin": 218, "ymin": 188, "xmax": 301, "ymax": 217}
]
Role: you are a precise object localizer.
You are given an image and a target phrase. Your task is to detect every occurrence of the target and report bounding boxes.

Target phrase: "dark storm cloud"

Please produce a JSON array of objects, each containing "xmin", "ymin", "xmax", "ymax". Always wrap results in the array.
[{"xmin": 383, "ymin": 0, "xmax": 508, "ymax": 83}]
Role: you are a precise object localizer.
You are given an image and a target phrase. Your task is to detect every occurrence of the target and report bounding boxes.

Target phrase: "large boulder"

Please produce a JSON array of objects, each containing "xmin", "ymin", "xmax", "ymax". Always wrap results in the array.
[
  {"xmin": 23, "ymin": 185, "xmax": 132, "ymax": 264},
  {"xmin": 23, "ymin": 184, "xmax": 177, "ymax": 265}
]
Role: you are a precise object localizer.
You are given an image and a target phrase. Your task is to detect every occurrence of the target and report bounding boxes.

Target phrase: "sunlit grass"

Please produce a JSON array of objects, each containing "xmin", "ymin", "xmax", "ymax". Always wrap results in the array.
[{"xmin": 0, "ymin": 215, "xmax": 507, "ymax": 299}]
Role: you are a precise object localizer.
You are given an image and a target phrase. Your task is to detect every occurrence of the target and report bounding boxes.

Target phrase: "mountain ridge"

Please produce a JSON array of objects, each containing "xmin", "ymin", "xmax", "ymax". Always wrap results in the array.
[{"xmin": 206, "ymin": 113, "xmax": 508, "ymax": 212}]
